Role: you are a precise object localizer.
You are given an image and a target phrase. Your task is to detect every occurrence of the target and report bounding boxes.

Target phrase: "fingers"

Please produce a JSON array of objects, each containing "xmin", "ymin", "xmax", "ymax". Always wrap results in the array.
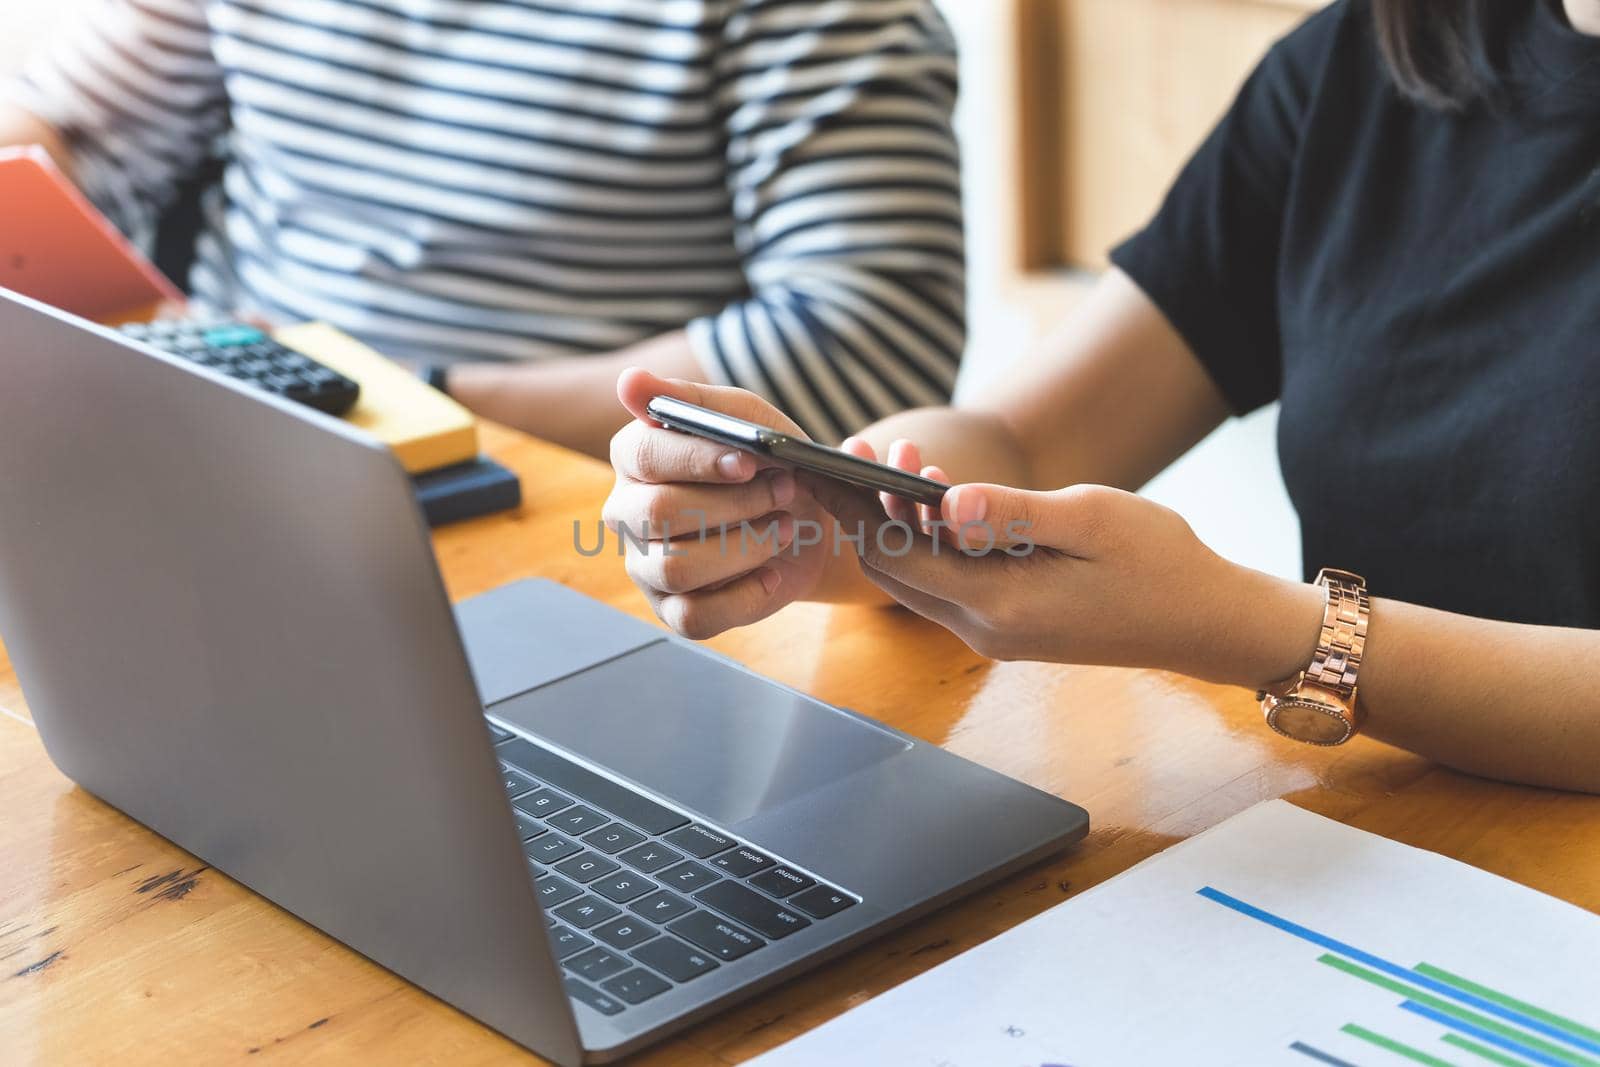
[
  {"xmin": 610, "ymin": 420, "xmax": 762, "ymax": 485},
  {"xmin": 616, "ymin": 368, "xmax": 806, "ymax": 437},
  {"xmin": 647, "ymin": 559, "xmax": 794, "ymax": 640},
  {"xmin": 853, "ymin": 559, "xmax": 967, "ymax": 632},
  {"xmin": 625, "ymin": 511, "xmax": 795, "ymax": 595},
  {"xmin": 799, "ymin": 468, "xmax": 988, "ymax": 598},
  {"xmin": 604, "ymin": 468, "xmax": 796, "ymax": 535},
  {"xmin": 919, "ymin": 464, "xmax": 951, "ymax": 540},
  {"xmin": 941, "ymin": 482, "xmax": 1123, "ymax": 555},
  {"xmin": 880, "ymin": 439, "xmax": 923, "ymax": 527}
]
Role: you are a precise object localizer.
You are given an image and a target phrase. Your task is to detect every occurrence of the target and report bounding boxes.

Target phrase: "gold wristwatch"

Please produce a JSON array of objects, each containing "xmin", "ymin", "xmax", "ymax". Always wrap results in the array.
[{"xmin": 1258, "ymin": 568, "xmax": 1369, "ymax": 746}]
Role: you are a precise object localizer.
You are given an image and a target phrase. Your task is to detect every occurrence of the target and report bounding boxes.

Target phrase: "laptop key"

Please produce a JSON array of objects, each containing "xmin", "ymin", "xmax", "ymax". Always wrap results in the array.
[
  {"xmin": 631, "ymin": 935, "xmax": 718, "ymax": 982},
  {"xmin": 667, "ymin": 910, "xmax": 765, "ymax": 961},
  {"xmin": 554, "ymin": 851, "xmax": 620, "ymax": 884},
  {"xmin": 601, "ymin": 968, "xmax": 672, "ymax": 1006},
  {"xmin": 547, "ymin": 805, "xmax": 609, "ymax": 835},
  {"xmin": 501, "ymin": 767, "xmax": 539, "ymax": 799},
  {"xmin": 584, "ymin": 823, "xmax": 647, "ymax": 855},
  {"xmin": 749, "ymin": 866, "xmax": 815, "ymax": 899},
  {"xmin": 535, "ymin": 874, "xmax": 583, "ymax": 910},
  {"xmin": 487, "ymin": 721, "xmax": 512, "ymax": 743},
  {"xmin": 591, "ymin": 871, "xmax": 656, "ymax": 904},
  {"xmin": 695, "ymin": 881, "xmax": 811, "ymax": 940},
  {"xmin": 710, "ymin": 846, "xmax": 773, "ymax": 878},
  {"xmin": 663, "ymin": 824, "xmax": 734, "ymax": 859},
  {"xmin": 789, "ymin": 884, "xmax": 857, "ymax": 919},
  {"xmin": 497, "ymin": 738, "xmax": 689, "ymax": 835},
  {"xmin": 618, "ymin": 842, "xmax": 682, "ymax": 874},
  {"xmin": 514, "ymin": 810, "xmax": 546, "ymax": 842},
  {"xmin": 548, "ymin": 925, "xmax": 594, "ymax": 960},
  {"xmin": 628, "ymin": 889, "xmax": 694, "ymax": 924},
  {"xmin": 514, "ymin": 788, "xmax": 575, "ymax": 819},
  {"xmin": 526, "ymin": 832, "xmax": 583, "ymax": 864},
  {"xmin": 658, "ymin": 860, "xmax": 720, "ymax": 894},
  {"xmin": 564, "ymin": 977, "xmax": 625, "ymax": 1016},
  {"xmin": 554, "ymin": 895, "xmax": 622, "ymax": 929},
  {"xmin": 566, "ymin": 946, "xmax": 630, "ymax": 982},
  {"xmin": 591, "ymin": 916, "xmax": 657, "ymax": 951}
]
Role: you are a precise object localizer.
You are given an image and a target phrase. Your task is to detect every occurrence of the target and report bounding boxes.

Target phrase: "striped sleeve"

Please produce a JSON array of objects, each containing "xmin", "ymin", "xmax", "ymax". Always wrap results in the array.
[
  {"xmin": 688, "ymin": 0, "xmax": 967, "ymax": 444},
  {"xmin": 6, "ymin": 0, "xmax": 229, "ymax": 238}
]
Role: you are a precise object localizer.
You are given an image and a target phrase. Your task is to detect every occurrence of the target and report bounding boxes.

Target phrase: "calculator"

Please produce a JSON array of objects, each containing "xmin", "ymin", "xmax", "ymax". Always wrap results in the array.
[{"xmin": 120, "ymin": 320, "xmax": 361, "ymax": 416}]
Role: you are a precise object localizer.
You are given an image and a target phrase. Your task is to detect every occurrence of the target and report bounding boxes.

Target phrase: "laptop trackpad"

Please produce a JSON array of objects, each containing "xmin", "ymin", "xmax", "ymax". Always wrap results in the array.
[{"xmin": 489, "ymin": 641, "xmax": 911, "ymax": 828}]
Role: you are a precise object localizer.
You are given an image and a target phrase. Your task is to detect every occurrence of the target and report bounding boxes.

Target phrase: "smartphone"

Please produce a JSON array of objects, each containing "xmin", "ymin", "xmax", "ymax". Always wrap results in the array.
[{"xmin": 645, "ymin": 396, "xmax": 948, "ymax": 508}]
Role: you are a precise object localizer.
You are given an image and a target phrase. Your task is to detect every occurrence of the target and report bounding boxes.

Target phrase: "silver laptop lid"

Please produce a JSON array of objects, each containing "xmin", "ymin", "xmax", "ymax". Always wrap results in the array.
[{"xmin": 0, "ymin": 290, "xmax": 581, "ymax": 1065}]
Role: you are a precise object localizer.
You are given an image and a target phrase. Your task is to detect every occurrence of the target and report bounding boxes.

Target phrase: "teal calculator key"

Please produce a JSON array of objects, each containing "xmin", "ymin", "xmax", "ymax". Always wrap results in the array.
[{"xmin": 202, "ymin": 325, "xmax": 266, "ymax": 347}]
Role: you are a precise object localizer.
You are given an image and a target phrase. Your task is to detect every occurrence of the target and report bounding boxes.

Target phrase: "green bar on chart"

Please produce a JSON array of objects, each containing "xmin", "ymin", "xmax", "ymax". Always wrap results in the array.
[
  {"xmin": 1442, "ymin": 1032, "xmax": 1538, "ymax": 1067},
  {"xmin": 1341, "ymin": 1024, "xmax": 1459, "ymax": 1067},
  {"xmin": 1316, "ymin": 955, "xmax": 1600, "ymax": 1067},
  {"xmin": 1416, "ymin": 964, "xmax": 1600, "ymax": 1047}
]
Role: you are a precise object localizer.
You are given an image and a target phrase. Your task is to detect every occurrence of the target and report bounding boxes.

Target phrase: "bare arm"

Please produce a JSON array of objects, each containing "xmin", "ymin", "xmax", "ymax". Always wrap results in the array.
[
  {"xmin": 448, "ymin": 330, "xmax": 704, "ymax": 461},
  {"xmin": 801, "ymin": 268, "xmax": 1231, "ymax": 600}
]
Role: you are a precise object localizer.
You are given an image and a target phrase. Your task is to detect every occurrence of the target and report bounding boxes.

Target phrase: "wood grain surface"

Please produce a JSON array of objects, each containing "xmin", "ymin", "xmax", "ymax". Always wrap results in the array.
[{"xmin": 2, "ymin": 423, "xmax": 1596, "ymax": 1064}]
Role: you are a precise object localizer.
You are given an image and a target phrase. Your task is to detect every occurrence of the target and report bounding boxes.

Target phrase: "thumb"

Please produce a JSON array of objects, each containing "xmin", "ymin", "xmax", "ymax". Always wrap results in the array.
[
  {"xmin": 616, "ymin": 368, "xmax": 806, "ymax": 436},
  {"xmin": 941, "ymin": 483, "xmax": 1088, "ymax": 554}
]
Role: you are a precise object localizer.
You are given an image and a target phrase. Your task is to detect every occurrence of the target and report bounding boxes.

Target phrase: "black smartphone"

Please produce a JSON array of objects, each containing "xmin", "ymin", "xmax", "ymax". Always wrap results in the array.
[{"xmin": 645, "ymin": 395, "xmax": 948, "ymax": 508}]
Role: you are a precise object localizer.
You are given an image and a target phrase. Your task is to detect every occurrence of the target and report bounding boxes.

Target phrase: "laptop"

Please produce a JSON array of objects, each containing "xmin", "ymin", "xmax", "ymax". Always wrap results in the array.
[{"xmin": 0, "ymin": 287, "xmax": 1088, "ymax": 1064}]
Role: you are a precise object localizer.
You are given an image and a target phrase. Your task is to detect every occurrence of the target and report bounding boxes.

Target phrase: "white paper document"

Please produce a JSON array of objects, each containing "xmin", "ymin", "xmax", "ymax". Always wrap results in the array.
[{"xmin": 751, "ymin": 800, "xmax": 1600, "ymax": 1067}]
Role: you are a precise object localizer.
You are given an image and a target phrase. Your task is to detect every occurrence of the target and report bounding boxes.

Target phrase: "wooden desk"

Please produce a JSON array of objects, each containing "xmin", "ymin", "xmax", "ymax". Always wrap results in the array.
[{"xmin": 2, "ymin": 424, "xmax": 1597, "ymax": 1064}]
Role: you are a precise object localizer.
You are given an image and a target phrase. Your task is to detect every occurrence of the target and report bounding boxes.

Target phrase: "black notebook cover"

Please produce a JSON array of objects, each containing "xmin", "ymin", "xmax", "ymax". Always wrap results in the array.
[{"xmin": 412, "ymin": 456, "xmax": 521, "ymax": 527}]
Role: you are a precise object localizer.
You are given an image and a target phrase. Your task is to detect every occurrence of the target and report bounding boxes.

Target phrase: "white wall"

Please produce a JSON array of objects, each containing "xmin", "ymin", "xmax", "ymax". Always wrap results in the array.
[{"xmin": 938, "ymin": 0, "xmax": 1302, "ymax": 579}]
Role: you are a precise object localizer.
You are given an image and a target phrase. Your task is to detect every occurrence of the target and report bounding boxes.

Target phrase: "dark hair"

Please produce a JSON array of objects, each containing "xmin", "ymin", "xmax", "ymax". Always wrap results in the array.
[{"xmin": 1371, "ymin": 0, "xmax": 1512, "ymax": 109}]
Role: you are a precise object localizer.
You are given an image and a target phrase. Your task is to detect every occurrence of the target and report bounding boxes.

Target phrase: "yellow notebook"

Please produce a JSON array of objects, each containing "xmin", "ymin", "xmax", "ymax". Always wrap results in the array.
[{"xmin": 273, "ymin": 322, "xmax": 477, "ymax": 474}]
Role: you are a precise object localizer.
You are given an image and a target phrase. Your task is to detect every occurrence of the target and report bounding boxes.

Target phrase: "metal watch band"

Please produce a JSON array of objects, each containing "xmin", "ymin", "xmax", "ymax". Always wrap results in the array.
[{"xmin": 1302, "ymin": 568, "xmax": 1369, "ymax": 700}]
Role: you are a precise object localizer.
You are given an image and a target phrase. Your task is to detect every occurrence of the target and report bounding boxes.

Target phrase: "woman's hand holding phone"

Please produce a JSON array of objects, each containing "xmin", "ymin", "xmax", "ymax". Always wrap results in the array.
[{"xmin": 608, "ymin": 369, "xmax": 840, "ymax": 637}]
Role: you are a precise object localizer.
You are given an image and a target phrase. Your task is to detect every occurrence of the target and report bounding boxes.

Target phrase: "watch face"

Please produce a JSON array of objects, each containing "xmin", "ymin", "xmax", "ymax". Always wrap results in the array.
[{"xmin": 1267, "ymin": 698, "xmax": 1353, "ymax": 746}]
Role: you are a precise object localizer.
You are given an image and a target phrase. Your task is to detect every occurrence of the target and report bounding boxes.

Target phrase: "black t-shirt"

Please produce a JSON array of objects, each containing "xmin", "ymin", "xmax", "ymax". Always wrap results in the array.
[{"xmin": 1112, "ymin": 0, "xmax": 1600, "ymax": 627}]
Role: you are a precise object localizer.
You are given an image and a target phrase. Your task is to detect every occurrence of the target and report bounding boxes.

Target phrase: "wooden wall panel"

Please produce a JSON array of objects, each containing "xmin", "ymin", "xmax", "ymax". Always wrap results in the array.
[{"xmin": 1018, "ymin": 0, "xmax": 1321, "ymax": 271}]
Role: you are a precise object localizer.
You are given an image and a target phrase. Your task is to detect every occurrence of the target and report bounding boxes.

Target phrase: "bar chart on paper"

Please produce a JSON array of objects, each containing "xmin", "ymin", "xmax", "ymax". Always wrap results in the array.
[{"xmin": 750, "ymin": 802, "xmax": 1600, "ymax": 1067}]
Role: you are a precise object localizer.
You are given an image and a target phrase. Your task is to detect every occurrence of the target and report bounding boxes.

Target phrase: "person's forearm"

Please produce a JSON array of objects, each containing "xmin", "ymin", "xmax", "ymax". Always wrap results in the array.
[
  {"xmin": 1207, "ymin": 566, "xmax": 1600, "ymax": 794},
  {"xmin": 448, "ymin": 330, "xmax": 704, "ymax": 460},
  {"xmin": 0, "ymin": 103, "xmax": 73, "ymax": 179}
]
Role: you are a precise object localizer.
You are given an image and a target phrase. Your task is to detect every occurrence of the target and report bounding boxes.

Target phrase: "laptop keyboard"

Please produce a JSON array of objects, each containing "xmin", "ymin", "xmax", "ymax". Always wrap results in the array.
[{"xmin": 487, "ymin": 720, "xmax": 860, "ymax": 1016}]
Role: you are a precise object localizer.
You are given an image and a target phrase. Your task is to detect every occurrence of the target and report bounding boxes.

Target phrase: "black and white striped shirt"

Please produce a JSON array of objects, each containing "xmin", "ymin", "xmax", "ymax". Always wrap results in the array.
[{"xmin": 10, "ymin": 0, "xmax": 966, "ymax": 441}]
